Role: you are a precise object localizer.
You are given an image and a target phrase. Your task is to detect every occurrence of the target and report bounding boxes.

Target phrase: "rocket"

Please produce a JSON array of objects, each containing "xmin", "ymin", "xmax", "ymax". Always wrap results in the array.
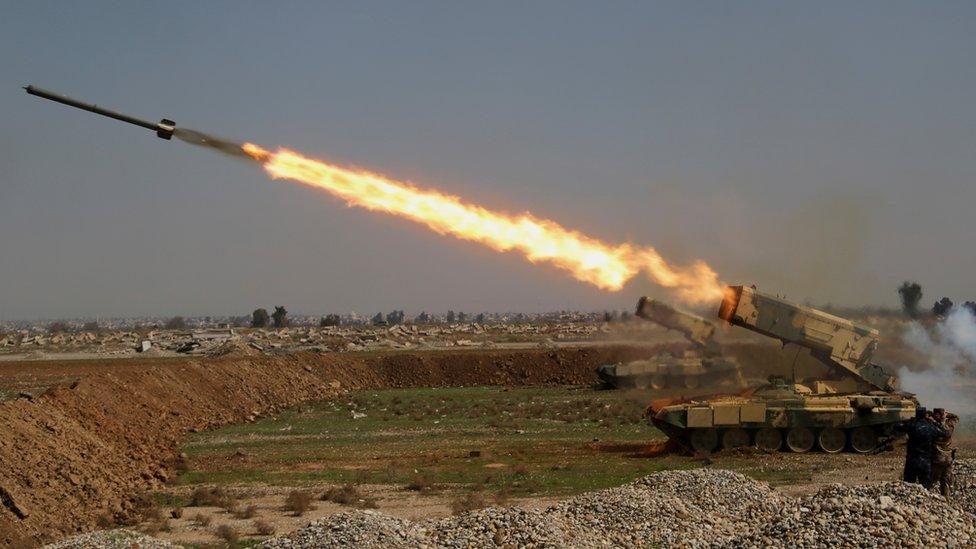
[{"xmin": 24, "ymin": 85, "xmax": 175, "ymax": 140}]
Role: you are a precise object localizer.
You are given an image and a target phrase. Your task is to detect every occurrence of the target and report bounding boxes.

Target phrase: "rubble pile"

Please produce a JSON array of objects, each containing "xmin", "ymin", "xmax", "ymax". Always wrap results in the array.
[
  {"xmin": 45, "ymin": 466, "xmax": 976, "ymax": 548},
  {"xmin": 259, "ymin": 470, "xmax": 781, "ymax": 548},
  {"xmin": 733, "ymin": 481, "xmax": 974, "ymax": 547},
  {"xmin": 45, "ymin": 529, "xmax": 177, "ymax": 548},
  {"xmin": 260, "ymin": 469, "xmax": 975, "ymax": 548},
  {"xmin": 955, "ymin": 459, "xmax": 976, "ymax": 516},
  {"xmin": 0, "ymin": 322, "xmax": 620, "ymax": 358}
]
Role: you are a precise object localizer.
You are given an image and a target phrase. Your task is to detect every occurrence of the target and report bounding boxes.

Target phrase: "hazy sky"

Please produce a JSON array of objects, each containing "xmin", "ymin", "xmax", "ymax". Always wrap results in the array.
[{"xmin": 2, "ymin": 2, "xmax": 974, "ymax": 319}]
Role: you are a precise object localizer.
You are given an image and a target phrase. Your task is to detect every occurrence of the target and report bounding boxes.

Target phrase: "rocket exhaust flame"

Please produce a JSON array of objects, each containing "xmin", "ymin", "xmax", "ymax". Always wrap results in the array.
[
  {"xmin": 23, "ymin": 84, "xmax": 722, "ymax": 301},
  {"xmin": 242, "ymin": 143, "xmax": 723, "ymax": 303}
]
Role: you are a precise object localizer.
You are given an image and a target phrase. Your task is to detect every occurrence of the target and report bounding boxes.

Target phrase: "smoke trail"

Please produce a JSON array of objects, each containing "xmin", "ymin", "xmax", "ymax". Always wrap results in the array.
[
  {"xmin": 173, "ymin": 128, "xmax": 255, "ymax": 161},
  {"xmin": 898, "ymin": 309, "xmax": 976, "ymax": 414}
]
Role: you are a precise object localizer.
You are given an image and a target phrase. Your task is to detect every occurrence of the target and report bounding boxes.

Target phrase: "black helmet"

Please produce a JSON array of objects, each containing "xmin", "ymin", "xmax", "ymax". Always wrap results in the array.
[{"xmin": 915, "ymin": 407, "xmax": 927, "ymax": 419}]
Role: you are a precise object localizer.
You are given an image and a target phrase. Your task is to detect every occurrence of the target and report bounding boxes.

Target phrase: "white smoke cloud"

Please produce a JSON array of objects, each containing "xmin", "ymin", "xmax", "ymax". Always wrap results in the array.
[
  {"xmin": 942, "ymin": 308, "xmax": 976, "ymax": 360},
  {"xmin": 898, "ymin": 308, "xmax": 976, "ymax": 415}
]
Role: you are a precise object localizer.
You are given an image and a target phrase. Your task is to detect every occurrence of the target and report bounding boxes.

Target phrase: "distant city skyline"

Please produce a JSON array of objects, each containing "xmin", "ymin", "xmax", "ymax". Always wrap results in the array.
[{"xmin": 2, "ymin": 2, "xmax": 974, "ymax": 318}]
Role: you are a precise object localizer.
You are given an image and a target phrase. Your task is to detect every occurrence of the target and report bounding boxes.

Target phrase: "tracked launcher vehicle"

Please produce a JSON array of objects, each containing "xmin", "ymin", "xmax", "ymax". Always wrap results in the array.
[
  {"xmin": 649, "ymin": 286, "xmax": 916, "ymax": 454},
  {"xmin": 597, "ymin": 297, "xmax": 745, "ymax": 391}
]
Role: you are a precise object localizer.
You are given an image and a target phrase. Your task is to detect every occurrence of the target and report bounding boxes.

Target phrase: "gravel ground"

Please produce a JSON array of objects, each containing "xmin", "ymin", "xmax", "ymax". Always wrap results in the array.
[
  {"xmin": 44, "ymin": 529, "xmax": 178, "ymax": 548},
  {"xmin": 955, "ymin": 459, "xmax": 976, "ymax": 516},
  {"xmin": 263, "ymin": 466, "xmax": 976, "ymax": 549},
  {"xmin": 51, "ymin": 461, "xmax": 976, "ymax": 548},
  {"xmin": 733, "ymin": 481, "xmax": 973, "ymax": 548}
]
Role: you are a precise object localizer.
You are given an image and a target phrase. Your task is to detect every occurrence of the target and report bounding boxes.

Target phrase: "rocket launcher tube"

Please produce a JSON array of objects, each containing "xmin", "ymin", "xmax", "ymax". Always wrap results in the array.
[
  {"xmin": 635, "ymin": 296, "xmax": 716, "ymax": 349},
  {"xmin": 718, "ymin": 285, "xmax": 895, "ymax": 391}
]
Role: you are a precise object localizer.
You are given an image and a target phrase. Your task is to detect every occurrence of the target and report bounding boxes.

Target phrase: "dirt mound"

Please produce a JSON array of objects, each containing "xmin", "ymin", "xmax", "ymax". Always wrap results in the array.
[
  {"xmin": 206, "ymin": 339, "xmax": 262, "ymax": 358},
  {"xmin": 260, "ymin": 469, "xmax": 781, "ymax": 548},
  {"xmin": 261, "ymin": 470, "xmax": 976, "ymax": 548},
  {"xmin": 0, "ymin": 345, "xmax": 646, "ymax": 546}
]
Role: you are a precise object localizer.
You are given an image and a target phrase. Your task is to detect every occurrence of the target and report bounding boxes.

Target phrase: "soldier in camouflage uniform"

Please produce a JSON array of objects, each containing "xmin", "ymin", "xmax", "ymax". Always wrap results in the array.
[{"xmin": 931, "ymin": 408, "xmax": 959, "ymax": 497}]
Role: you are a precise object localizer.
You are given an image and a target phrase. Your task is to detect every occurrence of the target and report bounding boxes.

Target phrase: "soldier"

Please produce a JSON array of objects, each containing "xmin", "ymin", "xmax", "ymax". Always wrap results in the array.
[
  {"xmin": 931, "ymin": 407, "xmax": 959, "ymax": 497},
  {"xmin": 896, "ymin": 407, "xmax": 948, "ymax": 489}
]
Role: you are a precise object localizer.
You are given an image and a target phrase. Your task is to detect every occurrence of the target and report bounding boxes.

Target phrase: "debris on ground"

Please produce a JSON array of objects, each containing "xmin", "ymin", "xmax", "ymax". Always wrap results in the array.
[
  {"xmin": 44, "ymin": 529, "xmax": 178, "ymax": 548},
  {"xmin": 44, "ymin": 464, "xmax": 976, "ymax": 548},
  {"xmin": 259, "ymin": 467, "xmax": 976, "ymax": 548},
  {"xmin": 0, "ymin": 320, "xmax": 654, "ymax": 359}
]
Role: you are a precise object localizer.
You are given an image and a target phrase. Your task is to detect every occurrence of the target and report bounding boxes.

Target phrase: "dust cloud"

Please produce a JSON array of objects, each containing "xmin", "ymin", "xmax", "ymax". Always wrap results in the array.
[
  {"xmin": 898, "ymin": 309, "xmax": 976, "ymax": 415},
  {"xmin": 173, "ymin": 128, "xmax": 255, "ymax": 161}
]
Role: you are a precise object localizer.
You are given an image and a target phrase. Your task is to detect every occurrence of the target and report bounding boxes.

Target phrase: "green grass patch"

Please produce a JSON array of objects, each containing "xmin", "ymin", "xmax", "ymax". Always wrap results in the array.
[
  {"xmin": 177, "ymin": 385, "xmax": 665, "ymax": 496},
  {"xmin": 150, "ymin": 491, "xmax": 185, "ymax": 507}
]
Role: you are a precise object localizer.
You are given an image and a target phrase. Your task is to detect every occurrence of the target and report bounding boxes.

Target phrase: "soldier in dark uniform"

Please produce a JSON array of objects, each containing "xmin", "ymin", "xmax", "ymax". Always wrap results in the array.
[
  {"xmin": 896, "ymin": 407, "xmax": 949, "ymax": 489},
  {"xmin": 931, "ymin": 407, "xmax": 959, "ymax": 497}
]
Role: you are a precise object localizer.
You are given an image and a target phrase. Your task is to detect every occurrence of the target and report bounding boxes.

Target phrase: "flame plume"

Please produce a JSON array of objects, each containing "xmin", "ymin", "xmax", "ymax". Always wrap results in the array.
[{"xmin": 243, "ymin": 143, "xmax": 723, "ymax": 304}]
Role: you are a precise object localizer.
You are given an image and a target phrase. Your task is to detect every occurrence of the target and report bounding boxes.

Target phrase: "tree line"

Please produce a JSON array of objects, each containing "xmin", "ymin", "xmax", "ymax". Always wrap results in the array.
[{"xmin": 897, "ymin": 281, "xmax": 975, "ymax": 318}]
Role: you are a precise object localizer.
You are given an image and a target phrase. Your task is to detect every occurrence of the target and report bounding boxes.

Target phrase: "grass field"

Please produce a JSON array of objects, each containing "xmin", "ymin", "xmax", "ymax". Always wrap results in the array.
[
  {"xmin": 181, "ymin": 385, "xmax": 660, "ymax": 495},
  {"xmin": 178, "ymin": 385, "xmax": 815, "ymax": 499}
]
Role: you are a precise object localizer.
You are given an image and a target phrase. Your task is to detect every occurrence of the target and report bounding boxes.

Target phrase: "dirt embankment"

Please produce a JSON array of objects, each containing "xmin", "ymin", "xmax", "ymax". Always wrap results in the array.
[{"xmin": 0, "ymin": 345, "xmax": 651, "ymax": 547}]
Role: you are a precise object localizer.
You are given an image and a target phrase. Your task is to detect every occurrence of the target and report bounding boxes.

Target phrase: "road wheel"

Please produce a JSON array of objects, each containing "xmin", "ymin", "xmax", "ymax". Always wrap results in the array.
[
  {"xmin": 818, "ymin": 427, "xmax": 846, "ymax": 454},
  {"xmin": 755, "ymin": 428, "xmax": 782, "ymax": 452},
  {"xmin": 650, "ymin": 374, "xmax": 668, "ymax": 390},
  {"xmin": 786, "ymin": 427, "xmax": 815, "ymax": 453},
  {"xmin": 850, "ymin": 427, "xmax": 879, "ymax": 454},
  {"xmin": 690, "ymin": 428, "xmax": 719, "ymax": 453},
  {"xmin": 722, "ymin": 428, "xmax": 750, "ymax": 449},
  {"xmin": 683, "ymin": 375, "xmax": 700, "ymax": 390}
]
